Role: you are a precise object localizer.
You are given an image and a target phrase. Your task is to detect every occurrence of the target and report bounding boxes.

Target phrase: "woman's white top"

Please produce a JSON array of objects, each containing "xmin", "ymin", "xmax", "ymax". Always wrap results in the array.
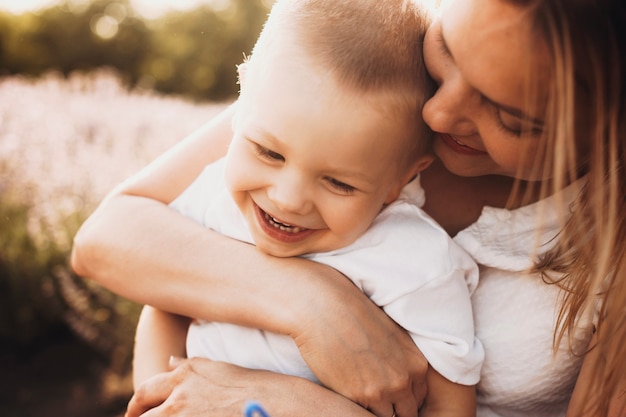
[{"xmin": 453, "ymin": 181, "xmax": 595, "ymax": 417}]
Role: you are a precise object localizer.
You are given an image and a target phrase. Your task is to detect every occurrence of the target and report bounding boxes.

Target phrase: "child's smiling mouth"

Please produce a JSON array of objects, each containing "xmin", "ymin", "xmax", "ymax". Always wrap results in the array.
[
  {"xmin": 253, "ymin": 204, "xmax": 318, "ymax": 244},
  {"xmin": 264, "ymin": 212, "xmax": 306, "ymax": 233}
]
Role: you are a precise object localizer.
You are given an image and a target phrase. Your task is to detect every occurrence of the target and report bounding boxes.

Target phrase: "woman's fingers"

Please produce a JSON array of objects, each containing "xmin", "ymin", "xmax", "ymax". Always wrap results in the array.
[
  {"xmin": 361, "ymin": 377, "xmax": 419, "ymax": 417},
  {"xmin": 294, "ymin": 290, "xmax": 428, "ymax": 416},
  {"xmin": 127, "ymin": 359, "xmax": 226, "ymax": 417},
  {"xmin": 413, "ymin": 375, "xmax": 427, "ymax": 411},
  {"xmin": 126, "ymin": 372, "xmax": 174, "ymax": 417},
  {"xmin": 391, "ymin": 392, "xmax": 419, "ymax": 417},
  {"xmin": 368, "ymin": 403, "xmax": 397, "ymax": 417},
  {"xmin": 127, "ymin": 356, "xmax": 388, "ymax": 417}
]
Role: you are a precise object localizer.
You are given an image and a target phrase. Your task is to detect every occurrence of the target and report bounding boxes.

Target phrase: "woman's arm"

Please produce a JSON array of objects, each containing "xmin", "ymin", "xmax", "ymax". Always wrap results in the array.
[
  {"xmin": 70, "ymin": 103, "xmax": 427, "ymax": 416},
  {"xmin": 132, "ymin": 306, "xmax": 190, "ymax": 389},
  {"xmin": 127, "ymin": 357, "xmax": 377, "ymax": 417},
  {"xmin": 71, "ymin": 103, "xmax": 337, "ymax": 329}
]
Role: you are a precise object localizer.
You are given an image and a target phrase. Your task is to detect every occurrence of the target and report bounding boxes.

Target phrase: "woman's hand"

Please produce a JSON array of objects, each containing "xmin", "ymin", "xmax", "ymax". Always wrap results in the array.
[
  {"xmin": 290, "ymin": 276, "xmax": 428, "ymax": 417},
  {"xmin": 126, "ymin": 357, "xmax": 376, "ymax": 417},
  {"xmin": 127, "ymin": 358, "xmax": 257, "ymax": 417}
]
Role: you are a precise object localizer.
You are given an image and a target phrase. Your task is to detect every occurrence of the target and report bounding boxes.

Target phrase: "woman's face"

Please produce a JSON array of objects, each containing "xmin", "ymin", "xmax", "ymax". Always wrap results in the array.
[{"xmin": 423, "ymin": 0, "xmax": 553, "ymax": 180}]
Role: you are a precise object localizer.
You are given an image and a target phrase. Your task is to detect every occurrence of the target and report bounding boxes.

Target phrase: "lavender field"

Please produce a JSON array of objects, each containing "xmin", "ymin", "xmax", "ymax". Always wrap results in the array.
[
  {"xmin": 0, "ymin": 69, "xmax": 228, "ymax": 249},
  {"xmin": 0, "ymin": 69, "xmax": 229, "ymax": 417}
]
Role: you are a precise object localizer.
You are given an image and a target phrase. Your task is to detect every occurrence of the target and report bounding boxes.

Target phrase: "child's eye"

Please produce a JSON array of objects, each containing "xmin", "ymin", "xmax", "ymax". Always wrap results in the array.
[
  {"xmin": 326, "ymin": 177, "xmax": 356, "ymax": 195},
  {"xmin": 255, "ymin": 143, "xmax": 284, "ymax": 161}
]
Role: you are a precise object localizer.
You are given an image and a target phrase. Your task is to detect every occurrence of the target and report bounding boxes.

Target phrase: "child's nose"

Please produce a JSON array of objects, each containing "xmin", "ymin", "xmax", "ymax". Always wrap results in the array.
[{"xmin": 268, "ymin": 172, "xmax": 313, "ymax": 215}]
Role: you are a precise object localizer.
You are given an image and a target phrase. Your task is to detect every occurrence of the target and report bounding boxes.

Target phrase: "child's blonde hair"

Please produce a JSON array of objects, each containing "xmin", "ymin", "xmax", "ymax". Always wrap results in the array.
[{"xmin": 244, "ymin": 0, "xmax": 435, "ymax": 161}]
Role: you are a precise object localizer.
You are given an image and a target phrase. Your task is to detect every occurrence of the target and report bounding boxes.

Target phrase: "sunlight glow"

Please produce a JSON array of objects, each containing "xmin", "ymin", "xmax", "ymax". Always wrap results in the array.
[{"xmin": 0, "ymin": 0, "xmax": 237, "ymax": 17}]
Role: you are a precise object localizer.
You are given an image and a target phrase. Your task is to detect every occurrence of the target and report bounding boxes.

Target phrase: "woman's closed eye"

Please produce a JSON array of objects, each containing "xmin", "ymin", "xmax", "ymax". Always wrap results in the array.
[{"xmin": 494, "ymin": 107, "xmax": 544, "ymax": 137}]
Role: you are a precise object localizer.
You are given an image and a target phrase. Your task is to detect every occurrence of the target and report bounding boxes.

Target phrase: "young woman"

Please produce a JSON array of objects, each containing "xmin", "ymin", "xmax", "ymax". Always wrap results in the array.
[{"xmin": 71, "ymin": 0, "xmax": 626, "ymax": 416}]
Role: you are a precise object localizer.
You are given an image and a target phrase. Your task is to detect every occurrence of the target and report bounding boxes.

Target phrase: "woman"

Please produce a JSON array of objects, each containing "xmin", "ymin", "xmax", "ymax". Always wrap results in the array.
[{"xmin": 71, "ymin": 0, "xmax": 626, "ymax": 416}]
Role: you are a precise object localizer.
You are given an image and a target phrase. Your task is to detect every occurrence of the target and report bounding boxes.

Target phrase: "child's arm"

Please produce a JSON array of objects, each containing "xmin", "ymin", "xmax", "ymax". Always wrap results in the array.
[
  {"xmin": 419, "ymin": 367, "xmax": 476, "ymax": 417},
  {"xmin": 132, "ymin": 305, "xmax": 190, "ymax": 389}
]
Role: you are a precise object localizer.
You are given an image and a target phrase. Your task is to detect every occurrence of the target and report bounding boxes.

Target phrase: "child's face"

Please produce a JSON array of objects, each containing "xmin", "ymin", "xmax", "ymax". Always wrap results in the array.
[{"xmin": 225, "ymin": 38, "xmax": 425, "ymax": 258}]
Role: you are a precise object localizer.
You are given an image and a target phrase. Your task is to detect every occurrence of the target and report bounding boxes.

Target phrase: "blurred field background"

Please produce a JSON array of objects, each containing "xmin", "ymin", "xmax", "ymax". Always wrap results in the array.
[{"xmin": 0, "ymin": 1, "xmax": 272, "ymax": 415}]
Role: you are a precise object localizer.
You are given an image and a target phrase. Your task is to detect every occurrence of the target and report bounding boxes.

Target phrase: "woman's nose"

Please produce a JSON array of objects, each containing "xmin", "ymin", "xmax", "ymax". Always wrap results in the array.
[
  {"xmin": 422, "ymin": 77, "xmax": 478, "ymax": 136},
  {"xmin": 268, "ymin": 172, "xmax": 313, "ymax": 215}
]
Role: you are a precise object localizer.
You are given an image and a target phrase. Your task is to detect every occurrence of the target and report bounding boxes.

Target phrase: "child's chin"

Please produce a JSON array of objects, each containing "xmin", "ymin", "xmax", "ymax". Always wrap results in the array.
[{"xmin": 256, "ymin": 243, "xmax": 306, "ymax": 258}]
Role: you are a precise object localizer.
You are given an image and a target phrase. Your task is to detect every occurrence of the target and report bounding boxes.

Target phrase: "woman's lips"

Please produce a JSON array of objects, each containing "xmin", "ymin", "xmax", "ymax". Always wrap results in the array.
[
  {"xmin": 254, "ymin": 204, "xmax": 317, "ymax": 243},
  {"xmin": 438, "ymin": 133, "xmax": 488, "ymax": 156}
]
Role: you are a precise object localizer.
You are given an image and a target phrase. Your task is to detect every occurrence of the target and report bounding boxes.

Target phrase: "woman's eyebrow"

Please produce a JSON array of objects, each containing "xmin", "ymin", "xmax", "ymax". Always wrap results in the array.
[
  {"xmin": 481, "ymin": 95, "xmax": 545, "ymax": 125},
  {"xmin": 439, "ymin": 25, "xmax": 544, "ymax": 126}
]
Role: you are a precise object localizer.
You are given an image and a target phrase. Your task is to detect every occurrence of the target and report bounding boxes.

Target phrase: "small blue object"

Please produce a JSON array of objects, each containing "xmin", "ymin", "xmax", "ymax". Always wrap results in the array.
[{"xmin": 244, "ymin": 401, "xmax": 271, "ymax": 417}]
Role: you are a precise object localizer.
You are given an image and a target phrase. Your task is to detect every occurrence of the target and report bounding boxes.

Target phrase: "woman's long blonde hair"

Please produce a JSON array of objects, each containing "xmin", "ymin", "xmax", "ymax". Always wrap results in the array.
[{"xmin": 521, "ymin": 0, "xmax": 626, "ymax": 414}]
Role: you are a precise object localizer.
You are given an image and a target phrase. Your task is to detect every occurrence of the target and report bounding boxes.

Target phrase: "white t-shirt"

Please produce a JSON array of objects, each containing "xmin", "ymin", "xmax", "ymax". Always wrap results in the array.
[
  {"xmin": 170, "ymin": 158, "xmax": 484, "ymax": 385},
  {"xmin": 454, "ymin": 180, "xmax": 597, "ymax": 417}
]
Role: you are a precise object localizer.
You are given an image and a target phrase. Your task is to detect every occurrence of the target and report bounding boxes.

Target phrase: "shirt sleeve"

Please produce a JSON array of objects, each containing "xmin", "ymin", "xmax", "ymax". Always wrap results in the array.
[
  {"xmin": 310, "ymin": 200, "xmax": 484, "ymax": 385},
  {"xmin": 169, "ymin": 157, "xmax": 227, "ymax": 224}
]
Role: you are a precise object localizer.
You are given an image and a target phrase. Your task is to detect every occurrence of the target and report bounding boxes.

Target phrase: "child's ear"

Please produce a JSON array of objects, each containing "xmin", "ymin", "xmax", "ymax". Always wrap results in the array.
[
  {"xmin": 383, "ymin": 154, "xmax": 434, "ymax": 205},
  {"xmin": 237, "ymin": 61, "xmax": 249, "ymax": 88},
  {"xmin": 412, "ymin": 153, "xmax": 434, "ymax": 174}
]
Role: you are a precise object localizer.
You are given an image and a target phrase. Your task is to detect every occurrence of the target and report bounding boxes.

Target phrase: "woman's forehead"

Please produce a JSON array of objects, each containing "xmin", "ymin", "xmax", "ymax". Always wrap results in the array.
[{"xmin": 441, "ymin": 0, "xmax": 551, "ymax": 113}]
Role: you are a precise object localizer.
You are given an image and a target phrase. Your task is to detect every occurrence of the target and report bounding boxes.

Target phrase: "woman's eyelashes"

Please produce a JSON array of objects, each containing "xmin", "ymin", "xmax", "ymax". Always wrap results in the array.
[
  {"xmin": 494, "ymin": 108, "xmax": 524, "ymax": 136},
  {"xmin": 493, "ymin": 107, "xmax": 544, "ymax": 137}
]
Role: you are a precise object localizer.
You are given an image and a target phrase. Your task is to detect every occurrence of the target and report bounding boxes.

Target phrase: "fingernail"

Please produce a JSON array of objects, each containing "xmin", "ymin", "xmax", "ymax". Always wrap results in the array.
[{"xmin": 169, "ymin": 355, "xmax": 183, "ymax": 367}]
